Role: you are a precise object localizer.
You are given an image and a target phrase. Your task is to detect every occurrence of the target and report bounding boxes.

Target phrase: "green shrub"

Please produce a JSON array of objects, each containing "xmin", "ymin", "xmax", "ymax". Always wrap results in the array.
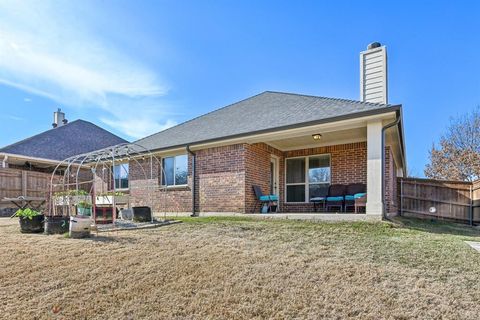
[
  {"xmin": 77, "ymin": 201, "xmax": 92, "ymax": 208},
  {"xmin": 14, "ymin": 208, "xmax": 41, "ymax": 220},
  {"xmin": 54, "ymin": 190, "xmax": 88, "ymax": 196}
]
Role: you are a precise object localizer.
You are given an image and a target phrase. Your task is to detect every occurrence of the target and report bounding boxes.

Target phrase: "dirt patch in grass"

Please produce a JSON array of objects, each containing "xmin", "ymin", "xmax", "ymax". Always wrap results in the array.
[{"xmin": 1, "ymin": 217, "xmax": 480, "ymax": 319}]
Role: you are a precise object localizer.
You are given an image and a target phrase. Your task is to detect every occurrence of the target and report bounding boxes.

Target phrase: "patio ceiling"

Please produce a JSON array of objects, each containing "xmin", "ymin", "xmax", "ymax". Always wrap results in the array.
[{"xmin": 266, "ymin": 127, "xmax": 367, "ymax": 151}]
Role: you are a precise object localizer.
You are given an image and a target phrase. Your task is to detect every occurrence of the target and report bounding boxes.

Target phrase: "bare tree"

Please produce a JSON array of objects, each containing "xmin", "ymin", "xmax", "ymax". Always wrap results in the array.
[{"xmin": 424, "ymin": 107, "xmax": 480, "ymax": 181}]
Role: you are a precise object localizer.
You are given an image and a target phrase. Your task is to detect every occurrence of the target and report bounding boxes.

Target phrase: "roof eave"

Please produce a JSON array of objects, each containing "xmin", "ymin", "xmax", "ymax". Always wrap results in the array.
[{"xmin": 146, "ymin": 105, "xmax": 401, "ymax": 153}]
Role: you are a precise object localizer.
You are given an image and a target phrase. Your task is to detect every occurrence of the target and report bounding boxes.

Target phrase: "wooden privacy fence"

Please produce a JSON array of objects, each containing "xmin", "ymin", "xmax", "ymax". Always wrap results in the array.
[
  {"xmin": 0, "ymin": 168, "xmax": 59, "ymax": 206},
  {"xmin": 398, "ymin": 177, "xmax": 480, "ymax": 225}
]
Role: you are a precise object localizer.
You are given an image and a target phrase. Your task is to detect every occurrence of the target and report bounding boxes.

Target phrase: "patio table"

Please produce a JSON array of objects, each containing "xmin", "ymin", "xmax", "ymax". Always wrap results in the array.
[{"xmin": 3, "ymin": 196, "xmax": 46, "ymax": 217}]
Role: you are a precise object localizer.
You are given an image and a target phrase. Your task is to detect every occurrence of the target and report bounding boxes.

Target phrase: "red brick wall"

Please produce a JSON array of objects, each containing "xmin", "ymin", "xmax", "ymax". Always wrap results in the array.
[
  {"xmin": 281, "ymin": 142, "xmax": 367, "ymax": 212},
  {"xmin": 384, "ymin": 146, "xmax": 398, "ymax": 214},
  {"xmin": 129, "ymin": 157, "xmax": 192, "ymax": 213},
  {"xmin": 244, "ymin": 143, "xmax": 284, "ymax": 213},
  {"xmin": 128, "ymin": 141, "xmax": 396, "ymax": 214},
  {"xmin": 129, "ymin": 144, "xmax": 247, "ymax": 213},
  {"xmin": 195, "ymin": 144, "xmax": 246, "ymax": 213}
]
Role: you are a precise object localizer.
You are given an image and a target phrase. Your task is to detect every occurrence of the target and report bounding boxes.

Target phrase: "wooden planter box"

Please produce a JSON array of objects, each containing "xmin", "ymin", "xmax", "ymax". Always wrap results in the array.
[
  {"xmin": 53, "ymin": 195, "xmax": 92, "ymax": 206},
  {"xmin": 95, "ymin": 195, "xmax": 129, "ymax": 205}
]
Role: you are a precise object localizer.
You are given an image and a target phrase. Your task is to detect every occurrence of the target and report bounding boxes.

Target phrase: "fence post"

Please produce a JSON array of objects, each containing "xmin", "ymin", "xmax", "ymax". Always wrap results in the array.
[
  {"xmin": 400, "ymin": 179, "xmax": 403, "ymax": 216},
  {"xmin": 469, "ymin": 185, "xmax": 473, "ymax": 226},
  {"xmin": 21, "ymin": 171, "xmax": 27, "ymax": 197}
]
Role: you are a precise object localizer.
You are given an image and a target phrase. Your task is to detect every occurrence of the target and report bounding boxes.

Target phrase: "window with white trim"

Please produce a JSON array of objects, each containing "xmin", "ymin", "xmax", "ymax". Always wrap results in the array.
[
  {"xmin": 286, "ymin": 154, "xmax": 330, "ymax": 202},
  {"xmin": 113, "ymin": 163, "xmax": 129, "ymax": 189},
  {"xmin": 162, "ymin": 155, "xmax": 188, "ymax": 186}
]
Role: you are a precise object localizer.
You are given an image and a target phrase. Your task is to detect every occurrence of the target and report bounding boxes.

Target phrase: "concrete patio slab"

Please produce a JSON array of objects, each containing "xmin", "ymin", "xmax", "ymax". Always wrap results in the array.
[
  {"xmin": 465, "ymin": 241, "xmax": 480, "ymax": 252},
  {"xmin": 159, "ymin": 212, "xmax": 382, "ymax": 222}
]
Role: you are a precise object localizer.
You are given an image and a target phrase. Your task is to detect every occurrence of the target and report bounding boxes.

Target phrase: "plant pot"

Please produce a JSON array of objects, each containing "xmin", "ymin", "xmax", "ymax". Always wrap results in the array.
[
  {"xmin": 77, "ymin": 206, "xmax": 92, "ymax": 216},
  {"xmin": 19, "ymin": 214, "xmax": 45, "ymax": 233},
  {"xmin": 69, "ymin": 216, "xmax": 92, "ymax": 238},
  {"xmin": 133, "ymin": 206, "xmax": 152, "ymax": 222},
  {"xmin": 44, "ymin": 216, "xmax": 69, "ymax": 234}
]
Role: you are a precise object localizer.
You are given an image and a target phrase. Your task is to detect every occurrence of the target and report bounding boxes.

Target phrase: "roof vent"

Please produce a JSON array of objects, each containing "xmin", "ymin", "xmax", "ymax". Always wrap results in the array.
[
  {"xmin": 52, "ymin": 108, "xmax": 67, "ymax": 128},
  {"xmin": 367, "ymin": 42, "xmax": 381, "ymax": 50}
]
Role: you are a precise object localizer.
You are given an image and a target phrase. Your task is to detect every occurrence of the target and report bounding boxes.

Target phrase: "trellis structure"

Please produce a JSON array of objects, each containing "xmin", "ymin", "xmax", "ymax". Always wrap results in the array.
[{"xmin": 47, "ymin": 143, "xmax": 166, "ymax": 224}]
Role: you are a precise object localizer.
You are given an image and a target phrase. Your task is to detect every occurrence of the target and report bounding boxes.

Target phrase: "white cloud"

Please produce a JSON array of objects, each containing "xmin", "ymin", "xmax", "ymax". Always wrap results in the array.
[
  {"xmin": 23, "ymin": 98, "xmax": 31, "ymax": 102},
  {"xmin": 101, "ymin": 117, "xmax": 177, "ymax": 139},
  {"xmin": 1, "ymin": 114, "xmax": 24, "ymax": 121},
  {"xmin": 0, "ymin": 0, "xmax": 174, "ymax": 139}
]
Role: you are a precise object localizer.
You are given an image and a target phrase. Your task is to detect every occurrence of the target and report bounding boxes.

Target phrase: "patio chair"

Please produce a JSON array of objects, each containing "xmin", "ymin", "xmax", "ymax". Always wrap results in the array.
[
  {"xmin": 344, "ymin": 183, "xmax": 366, "ymax": 213},
  {"xmin": 355, "ymin": 194, "xmax": 367, "ymax": 213},
  {"xmin": 309, "ymin": 187, "xmax": 329, "ymax": 212},
  {"xmin": 325, "ymin": 184, "xmax": 347, "ymax": 212},
  {"xmin": 252, "ymin": 185, "xmax": 278, "ymax": 213}
]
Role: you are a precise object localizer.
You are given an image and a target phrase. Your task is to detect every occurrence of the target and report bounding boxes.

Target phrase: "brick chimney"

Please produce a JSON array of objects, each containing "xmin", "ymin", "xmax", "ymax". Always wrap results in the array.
[{"xmin": 360, "ymin": 42, "xmax": 388, "ymax": 104}]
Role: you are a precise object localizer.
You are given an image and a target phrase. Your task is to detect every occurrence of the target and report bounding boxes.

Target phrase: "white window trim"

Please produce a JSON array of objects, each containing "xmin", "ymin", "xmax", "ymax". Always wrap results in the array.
[
  {"xmin": 161, "ymin": 154, "xmax": 188, "ymax": 187},
  {"xmin": 112, "ymin": 163, "xmax": 129, "ymax": 191},
  {"xmin": 285, "ymin": 154, "xmax": 331, "ymax": 203}
]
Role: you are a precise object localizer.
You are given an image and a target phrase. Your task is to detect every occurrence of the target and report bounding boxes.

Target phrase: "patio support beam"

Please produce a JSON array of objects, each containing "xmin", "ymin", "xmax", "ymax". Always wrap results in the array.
[{"xmin": 366, "ymin": 120, "xmax": 383, "ymax": 215}]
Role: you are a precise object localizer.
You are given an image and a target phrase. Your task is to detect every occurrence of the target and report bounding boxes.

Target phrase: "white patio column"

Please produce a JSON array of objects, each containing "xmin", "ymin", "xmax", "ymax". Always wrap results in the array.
[{"xmin": 366, "ymin": 120, "xmax": 383, "ymax": 215}]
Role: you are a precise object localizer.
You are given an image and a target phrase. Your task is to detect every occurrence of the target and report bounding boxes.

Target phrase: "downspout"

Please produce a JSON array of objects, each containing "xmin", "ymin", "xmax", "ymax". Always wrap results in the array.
[
  {"xmin": 381, "ymin": 111, "xmax": 401, "ymax": 220},
  {"xmin": 2, "ymin": 155, "xmax": 8, "ymax": 168},
  {"xmin": 186, "ymin": 145, "xmax": 197, "ymax": 217}
]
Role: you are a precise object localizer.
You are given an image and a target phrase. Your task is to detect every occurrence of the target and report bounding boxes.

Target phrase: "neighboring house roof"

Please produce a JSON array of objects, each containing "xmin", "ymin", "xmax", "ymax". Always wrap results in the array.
[
  {"xmin": 0, "ymin": 120, "xmax": 128, "ymax": 161},
  {"xmin": 136, "ymin": 91, "xmax": 399, "ymax": 151}
]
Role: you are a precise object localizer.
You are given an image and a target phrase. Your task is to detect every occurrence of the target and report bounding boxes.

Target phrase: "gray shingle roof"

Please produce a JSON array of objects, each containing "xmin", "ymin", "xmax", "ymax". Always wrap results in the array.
[
  {"xmin": 0, "ymin": 120, "xmax": 128, "ymax": 161},
  {"xmin": 136, "ymin": 91, "xmax": 396, "ymax": 151}
]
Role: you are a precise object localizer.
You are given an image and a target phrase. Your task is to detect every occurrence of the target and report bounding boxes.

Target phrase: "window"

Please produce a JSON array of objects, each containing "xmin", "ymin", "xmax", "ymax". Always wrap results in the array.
[
  {"xmin": 285, "ymin": 155, "xmax": 330, "ymax": 202},
  {"xmin": 162, "ymin": 155, "xmax": 188, "ymax": 186},
  {"xmin": 113, "ymin": 163, "xmax": 129, "ymax": 189}
]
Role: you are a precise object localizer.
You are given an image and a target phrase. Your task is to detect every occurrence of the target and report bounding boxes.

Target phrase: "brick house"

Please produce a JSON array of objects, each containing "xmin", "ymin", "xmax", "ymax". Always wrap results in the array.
[{"xmin": 126, "ymin": 43, "xmax": 406, "ymax": 218}]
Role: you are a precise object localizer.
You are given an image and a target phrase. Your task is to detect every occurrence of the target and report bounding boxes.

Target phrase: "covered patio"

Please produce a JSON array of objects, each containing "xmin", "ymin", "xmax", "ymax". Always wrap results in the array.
[{"xmin": 241, "ymin": 109, "xmax": 405, "ymax": 216}]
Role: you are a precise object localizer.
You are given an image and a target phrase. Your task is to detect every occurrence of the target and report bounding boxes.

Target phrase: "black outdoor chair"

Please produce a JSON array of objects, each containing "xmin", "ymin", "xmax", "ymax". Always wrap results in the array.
[
  {"xmin": 252, "ymin": 185, "xmax": 279, "ymax": 213},
  {"xmin": 344, "ymin": 183, "xmax": 366, "ymax": 212},
  {"xmin": 325, "ymin": 184, "xmax": 347, "ymax": 212},
  {"xmin": 309, "ymin": 187, "xmax": 329, "ymax": 212}
]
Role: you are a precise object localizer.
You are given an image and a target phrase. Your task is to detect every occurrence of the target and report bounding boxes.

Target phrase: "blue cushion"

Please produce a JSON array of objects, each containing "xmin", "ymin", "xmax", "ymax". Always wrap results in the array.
[
  {"xmin": 260, "ymin": 195, "xmax": 278, "ymax": 201},
  {"xmin": 327, "ymin": 196, "xmax": 344, "ymax": 201},
  {"xmin": 344, "ymin": 195, "xmax": 355, "ymax": 201},
  {"xmin": 354, "ymin": 193, "xmax": 367, "ymax": 199},
  {"xmin": 310, "ymin": 197, "xmax": 325, "ymax": 202}
]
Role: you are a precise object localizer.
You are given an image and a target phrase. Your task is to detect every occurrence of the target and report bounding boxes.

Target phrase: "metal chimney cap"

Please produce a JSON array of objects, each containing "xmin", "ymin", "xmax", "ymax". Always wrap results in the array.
[{"xmin": 367, "ymin": 42, "xmax": 382, "ymax": 50}]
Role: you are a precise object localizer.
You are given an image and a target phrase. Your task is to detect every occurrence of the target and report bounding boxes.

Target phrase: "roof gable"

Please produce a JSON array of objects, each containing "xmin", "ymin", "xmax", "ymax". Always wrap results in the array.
[
  {"xmin": 136, "ymin": 91, "xmax": 395, "ymax": 151},
  {"xmin": 0, "ymin": 120, "xmax": 128, "ymax": 161}
]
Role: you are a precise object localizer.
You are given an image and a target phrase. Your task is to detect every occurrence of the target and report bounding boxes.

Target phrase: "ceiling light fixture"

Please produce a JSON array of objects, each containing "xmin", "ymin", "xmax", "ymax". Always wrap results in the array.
[{"xmin": 312, "ymin": 133, "xmax": 322, "ymax": 141}]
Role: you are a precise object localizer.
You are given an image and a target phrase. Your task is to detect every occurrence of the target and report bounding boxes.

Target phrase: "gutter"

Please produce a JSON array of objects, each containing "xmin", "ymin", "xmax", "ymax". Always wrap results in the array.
[
  {"xmin": 186, "ymin": 145, "xmax": 197, "ymax": 217},
  {"xmin": 381, "ymin": 110, "xmax": 402, "ymax": 220}
]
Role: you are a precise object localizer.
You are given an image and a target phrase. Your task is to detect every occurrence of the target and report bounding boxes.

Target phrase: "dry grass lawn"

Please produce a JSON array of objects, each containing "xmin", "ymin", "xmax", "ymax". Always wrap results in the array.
[{"xmin": 1, "ymin": 216, "xmax": 480, "ymax": 319}]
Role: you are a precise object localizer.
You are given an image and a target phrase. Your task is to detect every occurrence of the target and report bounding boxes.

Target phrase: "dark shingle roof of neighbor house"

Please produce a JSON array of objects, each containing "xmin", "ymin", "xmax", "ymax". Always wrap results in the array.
[
  {"xmin": 136, "ymin": 91, "xmax": 399, "ymax": 151},
  {"xmin": 0, "ymin": 120, "xmax": 128, "ymax": 161}
]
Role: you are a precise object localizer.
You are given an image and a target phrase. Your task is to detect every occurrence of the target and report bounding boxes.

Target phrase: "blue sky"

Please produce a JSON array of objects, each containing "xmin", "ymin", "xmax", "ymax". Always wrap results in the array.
[{"xmin": 0, "ymin": 0, "xmax": 479, "ymax": 176}]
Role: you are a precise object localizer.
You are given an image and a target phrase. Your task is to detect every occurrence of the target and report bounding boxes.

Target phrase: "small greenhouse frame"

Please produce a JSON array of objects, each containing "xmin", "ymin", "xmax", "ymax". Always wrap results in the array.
[{"xmin": 47, "ymin": 143, "xmax": 167, "ymax": 224}]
